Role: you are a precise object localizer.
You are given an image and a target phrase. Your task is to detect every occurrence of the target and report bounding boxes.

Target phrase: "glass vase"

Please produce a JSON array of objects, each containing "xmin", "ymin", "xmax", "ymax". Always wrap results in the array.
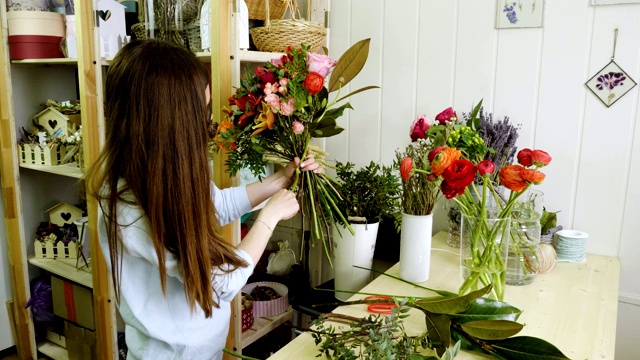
[
  {"xmin": 460, "ymin": 210, "xmax": 511, "ymax": 301},
  {"xmin": 505, "ymin": 189, "xmax": 544, "ymax": 286},
  {"xmin": 446, "ymin": 201, "xmax": 462, "ymax": 248}
]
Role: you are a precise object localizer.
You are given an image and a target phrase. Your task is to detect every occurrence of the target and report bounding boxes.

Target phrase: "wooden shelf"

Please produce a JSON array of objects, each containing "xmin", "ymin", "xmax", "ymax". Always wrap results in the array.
[
  {"xmin": 28, "ymin": 256, "xmax": 93, "ymax": 289},
  {"xmin": 238, "ymin": 50, "xmax": 284, "ymax": 63},
  {"xmin": 241, "ymin": 308, "xmax": 293, "ymax": 349},
  {"xmin": 11, "ymin": 58, "xmax": 78, "ymax": 66},
  {"xmin": 37, "ymin": 340, "xmax": 68, "ymax": 360},
  {"xmin": 20, "ymin": 163, "xmax": 83, "ymax": 179}
]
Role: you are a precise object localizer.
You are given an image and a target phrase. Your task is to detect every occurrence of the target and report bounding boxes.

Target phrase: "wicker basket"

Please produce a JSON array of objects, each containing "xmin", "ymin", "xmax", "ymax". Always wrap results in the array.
[
  {"xmin": 246, "ymin": 0, "xmax": 287, "ymax": 20},
  {"xmin": 131, "ymin": 21, "xmax": 202, "ymax": 53},
  {"xmin": 250, "ymin": 0, "xmax": 326, "ymax": 53}
]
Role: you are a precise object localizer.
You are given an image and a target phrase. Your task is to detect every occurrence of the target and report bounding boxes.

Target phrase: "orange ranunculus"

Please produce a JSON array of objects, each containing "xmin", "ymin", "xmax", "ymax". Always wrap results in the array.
[
  {"xmin": 400, "ymin": 157, "xmax": 413, "ymax": 181},
  {"xmin": 302, "ymin": 71, "xmax": 325, "ymax": 95},
  {"xmin": 499, "ymin": 165, "xmax": 528, "ymax": 192},
  {"xmin": 215, "ymin": 121, "xmax": 237, "ymax": 151},
  {"xmin": 522, "ymin": 168, "xmax": 545, "ymax": 184},
  {"xmin": 251, "ymin": 103, "xmax": 276, "ymax": 136},
  {"xmin": 431, "ymin": 147, "xmax": 462, "ymax": 176}
]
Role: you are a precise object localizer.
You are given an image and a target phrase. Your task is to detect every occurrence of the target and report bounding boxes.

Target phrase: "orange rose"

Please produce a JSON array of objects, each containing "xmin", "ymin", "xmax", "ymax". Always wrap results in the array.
[
  {"xmin": 522, "ymin": 168, "xmax": 545, "ymax": 184},
  {"xmin": 431, "ymin": 148, "xmax": 462, "ymax": 176},
  {"xmin": 498, "ymin": 165, "xmax": 528, "ymax": 192}
]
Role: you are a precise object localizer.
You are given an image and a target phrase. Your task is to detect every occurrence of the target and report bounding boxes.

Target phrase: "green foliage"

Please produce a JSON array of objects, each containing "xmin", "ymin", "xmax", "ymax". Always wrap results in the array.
[
  {"xmin": 540, "ymin": 207, "xmax": 559, "ymax": 235},
  {"xmin": 328, "ymin": 39, "xmax": 372, "ymax": 93},
  {"xmin": 333, "ymin": 161, "xmax": 402, "ymax": 225},
  {"xmin": 311, "ymin": 284, "xmax": 569, "ymax": 359}
]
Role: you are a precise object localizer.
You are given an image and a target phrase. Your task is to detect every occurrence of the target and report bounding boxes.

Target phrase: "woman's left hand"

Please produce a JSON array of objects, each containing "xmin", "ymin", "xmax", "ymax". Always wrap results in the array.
[{"xmin": 284, "ymin": 151, "xmax": 323, "ymax": 180}]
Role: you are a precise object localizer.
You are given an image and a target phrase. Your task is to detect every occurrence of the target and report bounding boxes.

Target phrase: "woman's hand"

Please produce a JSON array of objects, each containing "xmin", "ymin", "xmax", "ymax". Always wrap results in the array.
[
  {"xmin": 260, "ymin": 189, "xmax": 299, "ymax": 224},
  {"xmin": 283, "ymin": 150, "xmax": 324, "ymax": 181}
]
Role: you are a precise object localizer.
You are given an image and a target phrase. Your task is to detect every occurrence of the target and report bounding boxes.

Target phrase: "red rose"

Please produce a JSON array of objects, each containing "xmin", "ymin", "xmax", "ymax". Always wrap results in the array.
[
  {"xmin": 517, "ymin": 148, "xmax": 533, "ymax": 167},
  {"xmin": 499, "ymin": 165, "xmax": 528, "ymax": 192},
  {"xmin": 428, "ymin": 146, "xmax": 446, "ymax": 162},
  {"xmin": 531, "ymin": 150, "xmax": 552, "ymax": 167},
  {"xmin": 441, "ymin": 159, "xmax": 476, "ymax": 197},
  {"xmin": 259, "ymin": 71, "xmax": 277, "ymax": 86},
  {"xmin": 522, "ymin": 168, "xmax": 545, "ymax": 184},
  {"xmin": 435, "ymin": 107, "xmax": 458, "ymax": 125},
  {"xmin": 400, "ymin": 157, "xmax": 413, "ymax": 181},
  {"xmin": 477, "ymin": 160, "xmax": 496, "ymax": 176},
  {"xmin": 410, "ymin": 114, "xmax": 430, "ymax": 142},
  {"xmin": 302, "ymin": 71, "xmax": 324, "ymax": 95}
]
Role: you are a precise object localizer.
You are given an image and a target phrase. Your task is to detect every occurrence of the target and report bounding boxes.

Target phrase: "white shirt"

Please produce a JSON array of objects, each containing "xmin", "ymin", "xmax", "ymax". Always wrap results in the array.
[{"xmin": 98, "ymin": 182, "xmax": 255, "ymax": 360}]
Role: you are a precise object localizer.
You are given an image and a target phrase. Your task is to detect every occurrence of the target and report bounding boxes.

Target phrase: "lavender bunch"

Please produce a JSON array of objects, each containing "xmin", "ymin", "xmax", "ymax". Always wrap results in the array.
[{"xmin": 465, "ymin": 107, "xmax": 521, "ymax": 182}]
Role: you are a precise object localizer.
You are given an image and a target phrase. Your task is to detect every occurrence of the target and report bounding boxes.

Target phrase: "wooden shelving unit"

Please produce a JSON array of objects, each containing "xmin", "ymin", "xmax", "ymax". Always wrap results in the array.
[
  {"xmin": 28, "ymin": 256, "xmax": 92, "ymax": 289},
  {"xmin": 19, "ymin": 163, "xmax": 83, "ymax": 179},
  {"xmin": 241, "ymin": 308, "xmax": 294, "ymax": 349},
  {"xmin": 37, "ymin": 340, "xmax": 69, "ymax": 360}
]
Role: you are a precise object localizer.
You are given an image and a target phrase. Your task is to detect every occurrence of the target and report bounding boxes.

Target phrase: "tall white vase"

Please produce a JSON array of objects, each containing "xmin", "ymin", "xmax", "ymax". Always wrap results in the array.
[
  {"xmin": 399, "ymin": 213, "xmax": 433, "ymax": 283},
  {"xmin": 332, "ymin": 222, "xmax": 379, "ymax": 301}
]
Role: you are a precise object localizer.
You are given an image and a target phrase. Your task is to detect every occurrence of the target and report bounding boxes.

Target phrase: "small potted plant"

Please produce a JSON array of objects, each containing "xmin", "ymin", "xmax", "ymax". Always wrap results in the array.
[{"xmin": 331, "ymin": 161, "xmax": 401, "ymax": 300}]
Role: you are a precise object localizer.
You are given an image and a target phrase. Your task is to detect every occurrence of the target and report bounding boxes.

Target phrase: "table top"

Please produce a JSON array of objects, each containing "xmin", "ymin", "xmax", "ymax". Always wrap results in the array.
[{"xmin": 269, "ymin": 231, "xmax": 620, "ymax": 359}]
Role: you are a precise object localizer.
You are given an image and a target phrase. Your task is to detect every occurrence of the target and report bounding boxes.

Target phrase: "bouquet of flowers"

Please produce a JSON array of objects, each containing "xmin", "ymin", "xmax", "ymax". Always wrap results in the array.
[{"xmin": 213, "ymin": 39, "xmax": 377, "ymax": 264}]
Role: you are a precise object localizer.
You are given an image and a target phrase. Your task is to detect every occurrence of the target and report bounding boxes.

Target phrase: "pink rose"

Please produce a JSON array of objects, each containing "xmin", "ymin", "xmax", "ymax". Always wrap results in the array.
[
  {"xmin": 410, "ymin": 114, "xmax": 430, "ymax": 142},
  {"xmin": 280, "ymin": 98, "xmax": 295, "ymax": 116},
  {"xmin": 307, "ymin": 53, "xmax": 336, "ymax": 77},
  {"xmin": 292, "ymin": 121, "xmax": 304, "ymax": 134},
  {"xmin": 265, "ymin": 94, "xmax": 280, "ymax": 113},
  {"xmin": 435, "ymin": 107, "xmax": 457, "ymax": 125}
]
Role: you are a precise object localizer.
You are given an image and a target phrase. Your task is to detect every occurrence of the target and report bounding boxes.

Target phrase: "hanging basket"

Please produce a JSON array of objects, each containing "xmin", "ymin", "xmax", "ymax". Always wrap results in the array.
[
  {"xmin": 246, "ymin": 0, "xmax": 287, "ymax": 20},
  {"xmin": 250, "ymin": 0, "xmax": 326, "ymax": 53}
]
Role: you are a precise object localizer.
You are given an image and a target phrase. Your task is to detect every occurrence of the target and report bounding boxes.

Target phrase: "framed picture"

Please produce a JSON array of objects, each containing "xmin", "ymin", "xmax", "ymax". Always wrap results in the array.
[
  {"xmin": 592, "ymin": 0, "xmax": 640, "ymax": 5},
  {"xmin": 496, "ymin": 0, "xmax": 545, "ymax": 29},
  {"xmin": 585, "ymin": 60, "xmax": 637, "ymax": 107}
]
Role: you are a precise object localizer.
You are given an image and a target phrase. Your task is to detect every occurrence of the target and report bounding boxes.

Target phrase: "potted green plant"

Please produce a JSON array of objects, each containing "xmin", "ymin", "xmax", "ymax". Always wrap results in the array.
[{"xmin": 331, "ymin": 161, "xmax": 401, "ymax": 301}]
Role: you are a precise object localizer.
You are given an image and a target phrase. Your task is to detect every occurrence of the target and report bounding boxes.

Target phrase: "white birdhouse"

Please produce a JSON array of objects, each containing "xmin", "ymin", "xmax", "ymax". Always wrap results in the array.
[
  {"xmin": 97, "ymin": 0, "xmax": 129, "ymax": 57},
  {"xmin": 47, "ymin": 201, "xmax": 84, "ymax": 227},
  {"xmin": 33, "ymin": 107, "xmax": 81, "ymax": 138}
]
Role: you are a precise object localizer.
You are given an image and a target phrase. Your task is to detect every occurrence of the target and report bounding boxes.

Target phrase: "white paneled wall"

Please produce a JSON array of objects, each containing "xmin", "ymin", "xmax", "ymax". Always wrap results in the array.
[{"xmin": 328, "ymin": 0, "xmax": 639, "ymax": 355}]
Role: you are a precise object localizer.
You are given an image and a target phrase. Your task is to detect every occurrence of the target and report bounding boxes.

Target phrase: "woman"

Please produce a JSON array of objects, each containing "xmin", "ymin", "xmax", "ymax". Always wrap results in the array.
[{"xmin": 86, "ymin": 39, "xmax": 319, "ymax": 359}]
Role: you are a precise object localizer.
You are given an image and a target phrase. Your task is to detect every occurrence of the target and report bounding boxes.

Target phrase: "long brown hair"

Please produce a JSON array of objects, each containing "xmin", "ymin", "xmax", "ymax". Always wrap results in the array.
[{"xmin": 86, "ymin": 39, "xmax": 248, "ymax": 318}]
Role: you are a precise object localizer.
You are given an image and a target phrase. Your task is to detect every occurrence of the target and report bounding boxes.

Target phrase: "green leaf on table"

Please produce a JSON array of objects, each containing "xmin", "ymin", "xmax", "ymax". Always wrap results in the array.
[
  {"xmin": 488, "ymin": 336, "xmax": 571, "ymax": 359},
  {"xmin": 328, "ymin": 39, "xmax": 371, "ymax": 93},
  {"xmin": 460, "ymin": 320, "xmax": 524, "ymax": 340},
  {"xmin": 414, "ymin": 285, "xmax": 491, "ymax": 314},
  {"xmin": 451, "ymin": 328, "xmax": 487, "ymax": 354},
  {"xmin": 424, "ymin": 311, "xmax": 451, "ymax": 356},
  {"xmin": 447, "ymin": 297, "xmax": 523, "ymax": 324}
]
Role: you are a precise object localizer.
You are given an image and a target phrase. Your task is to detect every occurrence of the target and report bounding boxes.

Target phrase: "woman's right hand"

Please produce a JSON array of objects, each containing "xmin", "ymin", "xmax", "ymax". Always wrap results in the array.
[{"xmin": 260, "ymin": 189, "xmax": 299, "ymax": 224}]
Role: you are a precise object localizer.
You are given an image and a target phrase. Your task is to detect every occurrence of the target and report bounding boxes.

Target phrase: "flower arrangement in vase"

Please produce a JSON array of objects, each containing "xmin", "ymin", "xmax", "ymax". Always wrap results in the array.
[{"xmin": 212, "ymin": 39, "xmax": 378, "ymax": 265}]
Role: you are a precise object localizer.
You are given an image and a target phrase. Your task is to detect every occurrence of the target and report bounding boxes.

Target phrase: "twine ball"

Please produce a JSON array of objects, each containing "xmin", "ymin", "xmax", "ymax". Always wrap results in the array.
[{"xmin": 536, "ymin": 243, "xmax": 557, "ymax": 274}]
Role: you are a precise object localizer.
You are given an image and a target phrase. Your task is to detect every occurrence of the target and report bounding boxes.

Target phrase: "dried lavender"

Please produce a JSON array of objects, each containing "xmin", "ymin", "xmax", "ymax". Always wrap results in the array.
[{"xmin": 465, "ymin": 107, "xmax": 520, "ymax": 182}]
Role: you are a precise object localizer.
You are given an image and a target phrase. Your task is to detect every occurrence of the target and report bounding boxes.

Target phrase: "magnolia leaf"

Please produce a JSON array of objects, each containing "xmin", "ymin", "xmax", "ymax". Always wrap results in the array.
[
  {"xmin": 451, "ymin": 328, "xmax": 487, "ymax": 354},
  {"xmin": 335, "ymin": 85, "xmax": 380, "ymax": 103},
  {"xmin": 460, "ymin": 320, "xmax": 523, "ymax": 340},
  {"xmin": 424, "ymin": 312, "xmax": 451, "ymax": 356},
  {"xmin": 328, "ymin": 39, "xmax": 371, "ymax": 93},
  {"xmin": 319, "ymin": 103, "xmax": 353, "ymax": 125},
  {"xmin": 314, "ymin": 126, "xmax": 344, "ymax": 138},
  {"xmin": 447, "ymin": 297, "xmax": 523, "ymax": 324},
  {"xmin": 489, "ymin": 336, "xmax": 571, "ymax": 359},
  {"xmin": 414, "ymin": 285, "xmax": 491, "ymax": 314}
]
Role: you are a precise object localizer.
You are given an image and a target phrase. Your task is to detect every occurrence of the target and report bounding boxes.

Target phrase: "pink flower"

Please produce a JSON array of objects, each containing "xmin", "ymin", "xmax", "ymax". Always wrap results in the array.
[
  {"xmin": 410, "ymin": 114, "xmax": 430, "ymax": 142},
  {"xmin": 477, "ymin": 160, "xmax": 496, "ymax": 176},
  {"xmin": 307, "ymin": 53, "xmax": 336, "ymax": 77},
  {"xmin": 280, "ymin": 98, "xmax": 295, "ymax": 116},
  {"xmin": 292, "ymin": 121, "xmax": 304, "ymax": 134},
  {"xmin": 278, "ymin": 78, "xmax": 289, "ymax": 93},
  {"xmin": 264, "ymin": 82, "xmax": 278, "ymax": 95},
  {"xmin": 265, "ymin": 93, "xmax": 280, "ymax": 113}
]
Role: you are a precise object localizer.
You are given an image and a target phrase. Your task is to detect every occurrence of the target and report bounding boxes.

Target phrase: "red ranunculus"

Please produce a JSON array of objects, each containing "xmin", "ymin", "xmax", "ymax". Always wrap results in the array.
[
  {"xmin": 410, "ymin": 114, "xmax": 430, "ymax": 142},
  {"xmin": 400, "ymin": 157, "xmax": 413, "ymax": 181},
  {"xmin": 440, "ymin": 180, "xmax": 463, "ymax": 199},
  {"xmin": 522, "ymin": 168, "xmax": 545, "ymax": 184},
  {"xmin": 259, "ymin": 71, "xmax": 278, "ymax": 86},
  {"xmin": 499, "ymin": 165, "xmax": 528, "ymax": 192},
  {"xmin": 435, "ymin": 107, "xmax": 458, "ymax": 125},
  {"xmin": 477, "ymin": 160, "xmax": 496, "ymax": 176},
  {"xmin": 302, "ymin": 71, "xmax": 324, "ymax": 95},
  {"xmin": 428, "ymin": 146, "xmax": 446, "ymax": 162},
  {"xmin": 517, "ymin": 148, "xmax": 533, "ymax": 167},
  {"xmin": 531, "ymin": 150, "xmax": 552, "ymax": 167},
  {"xmin": 441, "ymin": 159, "xmax": 476, "ymax": 196}
]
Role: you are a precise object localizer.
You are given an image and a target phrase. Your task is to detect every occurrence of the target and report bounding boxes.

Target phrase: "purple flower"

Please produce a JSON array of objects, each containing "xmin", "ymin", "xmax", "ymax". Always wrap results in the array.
[
  {"xmin": 503, "ymin": 2, "xmax": 518, "ymax": 24},
  {"xmin": 596, "ymin": 72, "xmax": 626, "ymax": 91}
]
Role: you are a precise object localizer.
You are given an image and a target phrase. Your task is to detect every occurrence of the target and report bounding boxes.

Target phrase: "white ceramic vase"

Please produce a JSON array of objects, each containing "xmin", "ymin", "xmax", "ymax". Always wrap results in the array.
[
  {"xmin": 399, "ymin": 213, "xmax": 433, "ymax": 283},
  {"xmin": 332, "ymin": 222, "xmax": 379, "ymax": 301}
]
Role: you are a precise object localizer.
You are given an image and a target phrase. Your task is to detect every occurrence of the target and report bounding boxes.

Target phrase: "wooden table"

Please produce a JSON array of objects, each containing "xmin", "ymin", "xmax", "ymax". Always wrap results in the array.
[{"xmin": 270, "ymin": 232, "xmax": 619, "ymax": 359}]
